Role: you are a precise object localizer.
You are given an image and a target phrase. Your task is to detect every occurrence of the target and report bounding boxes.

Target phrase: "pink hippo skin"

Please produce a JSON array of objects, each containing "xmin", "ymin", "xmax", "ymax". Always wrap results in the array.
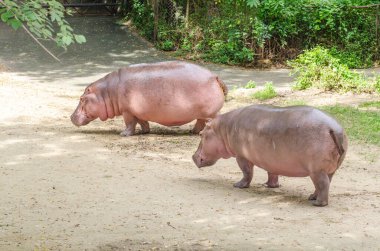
[
  {"xmin": 70, "ymin": 61, "xmax": 227, "ymax": 136},
  {"xmin": 192, "ymin": 105, "xmax": 348, "ymax": 207}
]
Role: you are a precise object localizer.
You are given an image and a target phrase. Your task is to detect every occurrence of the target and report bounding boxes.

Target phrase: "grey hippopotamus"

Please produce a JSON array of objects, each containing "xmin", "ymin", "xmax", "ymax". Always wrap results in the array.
[
  {"xmin": 192, "ymin": 105, "xmax": 348, "ymax": 206},
  {"xmin": 71, "ymin": 61, "xmax": 227, "ymax": 136}
]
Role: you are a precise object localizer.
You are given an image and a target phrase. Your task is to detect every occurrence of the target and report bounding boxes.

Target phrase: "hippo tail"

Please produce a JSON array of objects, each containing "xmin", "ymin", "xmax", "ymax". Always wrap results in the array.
[
  {"xmin": 329, "ymin": 129, "xmax": 347, "ymax": 167},
  {"xmin": 216, "ymin": 76, "xmax": 228, "ymax": 97}
]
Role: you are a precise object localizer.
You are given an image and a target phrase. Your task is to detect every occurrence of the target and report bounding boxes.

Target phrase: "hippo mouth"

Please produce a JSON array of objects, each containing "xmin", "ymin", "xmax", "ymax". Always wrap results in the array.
[
  {"xmin": 70, "ymin": 113, "xmax": 90, "ymax": 127},
  {"xmin": 192, "ymin": 153, "xmax": 216, "ymax": 168}
]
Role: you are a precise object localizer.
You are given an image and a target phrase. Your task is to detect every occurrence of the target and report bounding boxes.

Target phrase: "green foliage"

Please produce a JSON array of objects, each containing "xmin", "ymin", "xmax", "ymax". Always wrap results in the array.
[
  {"xmin": 252, "ymin": 82, "xmax": 277, "ymax": 100},
  {"xmin": 289, "ymin": 46, "xmax": 380, "ymax": 93},
  {"xmin": 159, "ymin": 40, "xmax": 175, "ymax": 51},
  {"xmin": 375, "ymin": 75, "xmax": 380, "ymax": 93},
  {"xmin": 359, "ymin": 101, "xmax": 380, "ymax": 109},
  {"xmin": 322, "ymin": 105, "xmax": 380, "ymax": 145},
  {"xmin": 329, "ymin": 47, "xmax": 372, "ymax": 69},
  {"xmin": 244, "ymin": 80, "xmax": 257, "ymax": 89},
  {"xmin": 0, "ymin": 0, "xmax": 85, "ymax": 48},
  {"xmin": 125, "ymin": 0, "xmax": 154, "ymax": 38},
  {"xmin": 125, "ymin": 0, "xmax": 379, "ymax": 68}
]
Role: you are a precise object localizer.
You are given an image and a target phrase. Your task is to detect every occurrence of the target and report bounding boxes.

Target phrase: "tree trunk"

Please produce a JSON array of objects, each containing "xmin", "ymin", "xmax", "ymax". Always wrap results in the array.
[
  {"xmin": 153, "ymin": 0, "xmax": 159, "ymax": 42},
  {"xmin": 185, "ymin": 0, "xmax": 190, "ymax": 28},
  {"xmin": 377, "ymin": 5, "xmax": 379, "ymax": 58}
]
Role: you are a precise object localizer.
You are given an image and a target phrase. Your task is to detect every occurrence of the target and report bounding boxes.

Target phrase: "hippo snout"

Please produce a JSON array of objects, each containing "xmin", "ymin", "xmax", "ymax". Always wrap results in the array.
[
  {"xmin": 192, "ymin": 154, "xmax": 201, "ymax": 168},
  {"xmin": 70, "ymin": 113, "xmax": 79, "ymax": 127},
  {"xmin": 192, "ymin": 153, "xmax": 214, "ymax": 168},
  {"xmin": 70, "ymin": 113, "xmax": 85, "ymax": 127}
]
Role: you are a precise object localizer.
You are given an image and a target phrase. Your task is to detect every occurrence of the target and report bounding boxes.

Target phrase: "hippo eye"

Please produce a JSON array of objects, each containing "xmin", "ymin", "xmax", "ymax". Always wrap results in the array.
[{"xmin": 80, "ymin": 96, "xmax": 88, "ymax": 104}]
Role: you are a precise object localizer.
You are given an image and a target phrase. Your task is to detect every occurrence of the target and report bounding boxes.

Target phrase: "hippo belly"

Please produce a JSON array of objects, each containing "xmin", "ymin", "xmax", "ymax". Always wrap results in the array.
[
  {"xmin": 192, "ymin": 104, "xmax": 348, "ymax": 207},
  {"xmin": 71, "ymin": 61, "xmax": 228, "ymax": 136}
]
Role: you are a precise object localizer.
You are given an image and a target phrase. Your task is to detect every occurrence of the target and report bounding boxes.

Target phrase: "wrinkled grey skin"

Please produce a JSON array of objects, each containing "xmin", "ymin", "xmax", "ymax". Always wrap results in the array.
[
  {"xmin": 192, "ymin": 105, "xmax": 348, "ymax": 207},
  {"xmin": 71, "ymin": 61, "xmax": 227, "ymax": 136}
]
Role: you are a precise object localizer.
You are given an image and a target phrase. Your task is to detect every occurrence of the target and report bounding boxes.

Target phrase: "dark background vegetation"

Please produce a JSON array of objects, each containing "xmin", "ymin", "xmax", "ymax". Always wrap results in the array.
[{"xmin": 123, "ymin": 0, "xmax": 380, "ymax": 68}]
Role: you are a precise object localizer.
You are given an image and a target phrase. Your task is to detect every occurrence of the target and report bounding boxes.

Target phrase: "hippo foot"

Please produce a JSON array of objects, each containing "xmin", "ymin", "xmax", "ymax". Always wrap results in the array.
[
  {"xmin": 140, "ymin": 129, "xmax": 150, "ymax": 134},
  {"xmin": 120, "ymin": 130, "xmax": 135, "ymax": 137},
  {"xmin": 312, "ymin": 200, "xmax": 328, "ymax": 207},
  {"xmin": 233, "ymin": 180, "xmax": 250, "ymax": 189},
  {"xmin": 308, "ymin": 193, "xmax": 317, "ymax": 201},
  {"xmin": 191, "ymin": 128, "xmax": 201, "ymax": 134},
  {"xmin": 263, "ymin": 181, "xmax": 280, "ymax": 188},
  {"xmin": 191, "ymin": 127, "xmax": 204, "ymax": 134}
]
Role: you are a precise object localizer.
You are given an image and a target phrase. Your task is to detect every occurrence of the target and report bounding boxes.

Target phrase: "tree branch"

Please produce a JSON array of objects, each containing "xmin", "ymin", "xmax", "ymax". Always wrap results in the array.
[
  {"xmin": 21, "ymin": 23, "xmax": 61, "ymax": 62},
  {"xmin": 0, "ymin": 0, "xmax": 61, "ymax": 62}
]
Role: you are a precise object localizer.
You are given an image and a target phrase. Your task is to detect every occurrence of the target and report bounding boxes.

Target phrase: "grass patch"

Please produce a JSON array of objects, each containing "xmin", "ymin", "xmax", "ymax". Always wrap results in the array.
[
  {"xmin": 322, "ymin": 105, "xmax": 380, "ymax": 145},
  {"xmin": 358, "ymin": 101, "xmax": 380, "ymax": 109},
  {"xmin": 281, "ymin": 100, "xmax": 307, "ymax": 106},
  {"xmin": 244, "ymin": 80, "xmax": 257, "ymax": 89},
  {"xmin": 252, "ymin": 82, "xmax": 277, "ymax": 100}
]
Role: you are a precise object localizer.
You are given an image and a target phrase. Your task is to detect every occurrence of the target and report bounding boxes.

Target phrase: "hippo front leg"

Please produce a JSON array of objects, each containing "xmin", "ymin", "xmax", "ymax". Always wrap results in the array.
[
  {"xmin": 309, "ymin": 172, "xmax": 330, "ymax": 207},
  {"xmin": 234, "ymin": 157, "xmax": 254, "ymax": 189},
  {"xmin": 120, "ymin": 112, "xmax": 137, "ymax": 137}
]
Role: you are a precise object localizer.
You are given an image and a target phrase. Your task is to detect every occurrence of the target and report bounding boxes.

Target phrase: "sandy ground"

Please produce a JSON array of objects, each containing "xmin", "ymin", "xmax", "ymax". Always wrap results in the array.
[
  {"xmin": 1, "ymin": 70, "xmax": 380, "ymax": 251},
  {"xmin": 1, "ymin": 16, "xmax": 380, "ymax": 251}
]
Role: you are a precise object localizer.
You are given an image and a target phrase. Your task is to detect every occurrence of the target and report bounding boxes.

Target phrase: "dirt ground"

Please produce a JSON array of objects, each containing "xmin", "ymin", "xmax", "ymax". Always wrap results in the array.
[
  {"xmin": 1, "ymin": 69, "xmax": 380, "ymax": 251},
  {"xmin": 1, "ymin": 15, "xmax": 380, "ymax": 251}
]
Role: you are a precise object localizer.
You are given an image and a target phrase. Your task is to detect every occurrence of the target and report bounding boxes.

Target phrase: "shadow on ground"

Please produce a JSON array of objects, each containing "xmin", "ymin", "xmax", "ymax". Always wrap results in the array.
[
  {"xmin": 0, "ymin": 17, "xmax": 164, "ymax": 83},
  {"xmin": 0, "ymin": 16, "xmax": 294, "ymax": 88}
]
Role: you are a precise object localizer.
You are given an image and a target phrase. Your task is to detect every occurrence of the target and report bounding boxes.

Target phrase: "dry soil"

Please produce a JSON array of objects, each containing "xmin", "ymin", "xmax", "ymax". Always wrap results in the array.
[{"xmin": 1, "ymin": 71, "xmax": 380, "ymax": 251}]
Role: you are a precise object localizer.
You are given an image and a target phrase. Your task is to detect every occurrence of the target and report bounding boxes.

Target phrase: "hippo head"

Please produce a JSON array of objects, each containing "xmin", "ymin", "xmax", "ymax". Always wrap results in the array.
[
  {"xmin": 192, "ymin": 120, "xmax": 227, "ymax": 168},
  {"xmin": 70, "ymin": 86, "xmax": 107, "ymax": 127}
]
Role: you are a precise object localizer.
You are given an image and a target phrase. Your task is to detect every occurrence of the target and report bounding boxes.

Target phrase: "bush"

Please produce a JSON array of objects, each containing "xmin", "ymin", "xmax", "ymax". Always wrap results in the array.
[
  {"xmin": 289, "ymin": 46, "xmax": 380, "ymax": 93},
  {"xmin": 125, "ymin": 0, "xmax": 154, "ymax": 39},
  {"xmin": 244, "ymin": 80, "xmax": 257, "ymax": 89},
  {"xmin": 252, "ymin": 82, "xmax": 277, "ymax": 100},
  {"xmin": 125, "ymin": 0, "xmax": 379, "ymax": 67},
  {"xmin": 159, "ymin": 40, "xmax": 175, "ymax": 51},
  {"xmin": 330, "ymin": 47, "xmax": 373, "ymax": 69}
]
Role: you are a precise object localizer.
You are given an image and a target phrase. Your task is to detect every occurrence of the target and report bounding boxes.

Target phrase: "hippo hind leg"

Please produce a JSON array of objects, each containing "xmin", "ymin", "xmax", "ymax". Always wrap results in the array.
[
  {"xmin": 264, "ymin": 172, "xmax": 280, "ymax": 188},
  {"xmin": 192, "ymin": 119, "xmax": 207, "ymax": 134},
  {"xmin": 137, "ymin": 119, "xmax": 150, "ymax": 134},
  {"xmin": 309, "ymin": 172, "xmax": 330, "ymax": 207},
  {"xmin": 234, "ymin": 157, "xmax": 254, "ymax": 189}
]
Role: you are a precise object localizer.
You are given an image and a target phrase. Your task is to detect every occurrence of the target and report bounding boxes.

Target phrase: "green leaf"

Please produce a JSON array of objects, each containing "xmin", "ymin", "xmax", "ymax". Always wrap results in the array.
[
  {"xmin": 50, "ymin": 12, "xmax": 60, "ymax": 22},
  {"xmin": 246, "ymin": 0, "xmax": 260, "ymax": 8},
  {"xmin": 42, "ymin": 29, "xmax": 53, "ymax": 38},
  {"xmin": 74, "ymin": 34, "xmax": 86, "ymax": 44},
  {"xmin": 1, "ymin": 11, "xmax": 13, "ymax": 22},
  {"xmin": 9, "ymin": 18, "xmax": 21, "ymax": 30},
  {"xmin": 62, "ymin": 35, "xmax": 72, "ymax": 45}
]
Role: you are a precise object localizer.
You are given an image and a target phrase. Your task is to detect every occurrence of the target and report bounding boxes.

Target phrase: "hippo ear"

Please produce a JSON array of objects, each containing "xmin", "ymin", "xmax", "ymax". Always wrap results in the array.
[{"xmin": 205, "ymin": 119, "xmax": 213, "ymax": 127}]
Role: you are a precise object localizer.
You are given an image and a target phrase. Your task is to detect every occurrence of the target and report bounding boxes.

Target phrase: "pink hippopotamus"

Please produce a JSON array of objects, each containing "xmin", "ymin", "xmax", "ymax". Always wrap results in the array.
[
  {"xmin": 71, "ymin": 61, "xmax": 227, "ymax": 136},
  {"xmin": 192, "ymin": 105, "xmax": 348, "ymax": 206}
]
